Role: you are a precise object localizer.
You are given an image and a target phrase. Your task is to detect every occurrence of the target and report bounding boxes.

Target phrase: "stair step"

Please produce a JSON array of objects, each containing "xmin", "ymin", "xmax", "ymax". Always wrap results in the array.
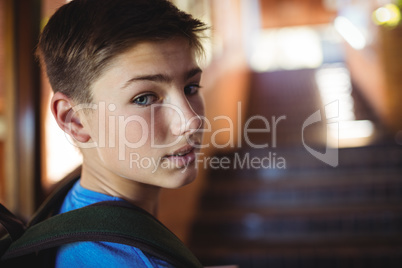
[
  {"xmin": 207, "ymin": 145, "xmax": 402, "ymax": 177},
  {"xmin": 193, "ymin": 245, "xmax": 402, "ymax": 268}
]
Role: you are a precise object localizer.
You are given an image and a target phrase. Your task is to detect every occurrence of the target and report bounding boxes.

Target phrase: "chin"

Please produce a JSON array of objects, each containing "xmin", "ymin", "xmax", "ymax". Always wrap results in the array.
[{"xmin": 164, "ymin": 167, "xmax": 198, "ymax": 189}]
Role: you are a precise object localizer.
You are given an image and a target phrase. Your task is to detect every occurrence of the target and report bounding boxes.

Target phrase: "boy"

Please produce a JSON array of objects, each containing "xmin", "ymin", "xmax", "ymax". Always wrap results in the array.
[{"xmin": 37, "ymin": 0, "xmax": 208, "ymax": 267}]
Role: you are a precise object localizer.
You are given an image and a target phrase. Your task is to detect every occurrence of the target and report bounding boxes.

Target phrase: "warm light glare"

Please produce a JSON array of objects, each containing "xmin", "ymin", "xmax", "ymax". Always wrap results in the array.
[
  {"xmin": 373, "ymin": 4, "xmax": 401, "ymax": 27},
  {"xmin": 46, "ymin": 111, "xmax": 83, "ymax": 183},
  {"xmin": 328, "ymin": 120, "xmax": 374, "ymax": 147},
  {"xmin": 315, "ymin": 65, "xmax": 375, "ymax": 148},
  {"xmin": 250, "ymin": 26, "xmax": 323, "ymax": 72},
  {"xmin": 250, "ymin": 31, "xmax": 277, "ymax": 72},
  {"xmin": 337, "ymin": 120, "xmax": 374, "ymax": 139},
  {"xmin": 316, "ymin": 66, "xmax": 355, "ymax": 121},
  {"xmin": 375, "ymin": 7, "xmax": 392, "ymax": 23},
  {"xmin": 334, "ymin": 16, "xmax": 366, "ymax": 50}
]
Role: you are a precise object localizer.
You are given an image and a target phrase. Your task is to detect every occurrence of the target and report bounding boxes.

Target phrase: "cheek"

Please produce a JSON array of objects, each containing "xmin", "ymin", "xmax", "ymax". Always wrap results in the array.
[
  {"xmin": 149, "ymin": 112, "xmax": 171, "ymax": 142},
  {"xmin": 86, "ymin": 111, "xmax": 149, "ymax": 146},
  {"xmin": 121, "ymin": 115, "xmax": 152, "ymax": 145},
  {"xmin": 191, "ymin": 96, "xmax": 205, "ymax": 118}
]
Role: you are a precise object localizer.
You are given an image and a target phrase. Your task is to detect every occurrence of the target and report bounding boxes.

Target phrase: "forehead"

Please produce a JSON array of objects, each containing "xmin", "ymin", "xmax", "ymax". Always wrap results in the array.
[
  {"xmin": 113, "ymin": 37, "xmax": 197, "ymax": 71},
  {"xmin": 90, "ymin": 38, "xmax": 200, "ymax": 98}
]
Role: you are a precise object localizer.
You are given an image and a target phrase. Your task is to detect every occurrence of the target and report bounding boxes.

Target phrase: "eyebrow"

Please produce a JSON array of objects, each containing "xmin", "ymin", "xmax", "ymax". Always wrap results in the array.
[{"xmin": 121, "ymin": 67, "xmax": 202, "ymax": 89}]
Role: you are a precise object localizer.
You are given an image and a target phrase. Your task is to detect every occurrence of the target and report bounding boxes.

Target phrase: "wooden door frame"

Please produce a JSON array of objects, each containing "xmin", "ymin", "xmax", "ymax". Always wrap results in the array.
[{"xmin": 4, "ymin": 0, "xmax": 42, "ymax": 218}]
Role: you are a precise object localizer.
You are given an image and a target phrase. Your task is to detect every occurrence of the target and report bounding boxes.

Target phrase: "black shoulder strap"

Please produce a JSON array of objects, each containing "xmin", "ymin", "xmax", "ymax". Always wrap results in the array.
[
  {"xmin": 1, "ymin": 166, "xmax": 79, "ymax": 260},
  {"xmin": 0, "ymin": 204, "xmax": 25, "ymax": 242},
  {"xmin": 28, "ymin": 165, "xmax": 82, "ymax": 227},
  {"xmin": 0, "ymin": 204, "xmax": 26, "ymax": 257},
  {"xmin": 3, "ymin": 201, "xmax": 203, "ymax": 268}
]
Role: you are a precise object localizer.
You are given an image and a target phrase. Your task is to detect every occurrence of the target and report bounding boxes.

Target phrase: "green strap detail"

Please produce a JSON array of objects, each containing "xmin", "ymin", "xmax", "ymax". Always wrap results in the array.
[{"xmin": 4, "ymin": 203, "xmax": 202, "ymax": 268}]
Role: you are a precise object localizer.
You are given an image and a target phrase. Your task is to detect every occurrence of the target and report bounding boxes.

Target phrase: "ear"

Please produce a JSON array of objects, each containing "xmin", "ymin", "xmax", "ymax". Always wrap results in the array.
[{"xmin": 51, "ymin": 92, "xmax": 91, "ymax": 143}]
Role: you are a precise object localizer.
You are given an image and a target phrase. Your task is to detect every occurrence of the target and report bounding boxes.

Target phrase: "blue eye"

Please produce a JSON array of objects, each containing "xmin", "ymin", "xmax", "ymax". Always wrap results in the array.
[
  {"xmin": 133, "ymin": 94, "xmax": 158, "ymax": 106},
  {"xmin": 184, "ymin": 84, "xmax": 201, "ymax": 96}
]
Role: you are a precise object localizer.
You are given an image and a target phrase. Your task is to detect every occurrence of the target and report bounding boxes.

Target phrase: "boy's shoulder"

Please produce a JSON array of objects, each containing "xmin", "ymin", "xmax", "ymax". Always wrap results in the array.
[
  {"xmin": 57, "ymin": 177, "xmax": 124, "ymax": 214},
  {"xmin": 1, "ymin": 167, "xmax": 202, "ymax": 267}
]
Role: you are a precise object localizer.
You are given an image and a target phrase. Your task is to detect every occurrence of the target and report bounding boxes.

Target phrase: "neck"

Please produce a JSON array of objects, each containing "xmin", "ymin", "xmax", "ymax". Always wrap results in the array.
[{"xmin": 79, "ymin": 162, "xmax": 161, "ymax": 217}]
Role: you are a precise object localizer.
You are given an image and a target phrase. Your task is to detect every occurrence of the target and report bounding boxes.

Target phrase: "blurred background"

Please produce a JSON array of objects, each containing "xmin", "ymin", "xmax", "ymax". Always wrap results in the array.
[{"xmin": 0, "ymin": 0, "xmax": 402, "ymax": 267}]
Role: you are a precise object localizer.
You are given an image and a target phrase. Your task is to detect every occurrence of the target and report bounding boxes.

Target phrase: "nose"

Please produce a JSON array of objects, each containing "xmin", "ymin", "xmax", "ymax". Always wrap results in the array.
[{"xmin": 170, "ymin": 98, "xmax": 203, "ymax": 137}]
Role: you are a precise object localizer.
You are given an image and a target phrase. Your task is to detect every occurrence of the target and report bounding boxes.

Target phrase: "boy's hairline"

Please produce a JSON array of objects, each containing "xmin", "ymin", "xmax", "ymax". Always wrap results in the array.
[
  {"xmin": 36, "ymin": 0, "xmax": 209, "ymax": 105},
  {"xmin": 45, "ymin": 35, "xmax": 206, "ymax": 107}
]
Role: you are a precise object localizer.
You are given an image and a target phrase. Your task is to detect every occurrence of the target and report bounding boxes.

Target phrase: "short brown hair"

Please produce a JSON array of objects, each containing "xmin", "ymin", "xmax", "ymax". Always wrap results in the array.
[{"xmin": 37, "ymin": 0, "xmax": 208, "ymax": 104}]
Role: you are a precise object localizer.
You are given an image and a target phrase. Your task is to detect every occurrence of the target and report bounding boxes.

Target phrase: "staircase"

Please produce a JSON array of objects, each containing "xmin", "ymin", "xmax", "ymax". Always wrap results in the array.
[
  {"xmin": 188, "ymin": 69, "xmax": 402, "ymax": 267},
  {"xmin": 189, "ymin": 146, "xmax": 402, "ymax": 267}
]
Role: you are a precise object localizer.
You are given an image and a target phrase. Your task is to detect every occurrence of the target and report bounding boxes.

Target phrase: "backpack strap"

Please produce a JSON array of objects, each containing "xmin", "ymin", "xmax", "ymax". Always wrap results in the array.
[
  {"xmin": 0, "ymin": 204, "xmax": 26, "ymax": 242},
  {"xmin": 0, "ymin": 204, "xmax": 26, "ymax": 257},
  {"xmin": 28, "ymin": 165, "xmax": 82, "ymax": 226},
  {"xmin": 3, "ymin": 200, "xmax": 203, "ymax": 268}
]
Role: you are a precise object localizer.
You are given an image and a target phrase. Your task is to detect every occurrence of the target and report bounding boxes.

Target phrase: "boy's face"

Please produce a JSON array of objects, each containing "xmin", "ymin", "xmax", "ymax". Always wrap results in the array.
[{"xmin": 78, "ymin": 37, "xmax": 204, "ymax": 188}]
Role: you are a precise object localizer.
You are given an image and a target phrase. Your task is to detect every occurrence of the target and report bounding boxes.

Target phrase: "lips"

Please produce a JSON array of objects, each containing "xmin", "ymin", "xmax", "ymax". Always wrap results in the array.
[
  {"xmin": 169, "ymin": 145, "xmax": 194, "ymax": 157},
  {"xmin": 164, "ymin": 144, "xmax": 197, "ymax": 168}
]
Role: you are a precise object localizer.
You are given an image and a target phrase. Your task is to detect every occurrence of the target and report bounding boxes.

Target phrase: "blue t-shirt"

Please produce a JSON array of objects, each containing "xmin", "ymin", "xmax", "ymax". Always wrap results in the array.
[{"xmin": 55, "ymin": 180, "xmax": 175, "ymax": 268}]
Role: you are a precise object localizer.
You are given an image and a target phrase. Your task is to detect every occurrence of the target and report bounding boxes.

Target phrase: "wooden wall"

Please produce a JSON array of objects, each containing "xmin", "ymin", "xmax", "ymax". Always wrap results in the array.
[
  {"xmin": 260, "ymin": 0, "xmax": 336, "ymax": 28},
  {"xmin": 0, "ymin": 0, "xmax": 42, "ymax": 218},
  {"xmin": 0, "ymin": 0, "xmax": 5, "ymax": 204},
  {"xmin": 343, "ymin": 4, "xmax": 402, "ymax": 137}
]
